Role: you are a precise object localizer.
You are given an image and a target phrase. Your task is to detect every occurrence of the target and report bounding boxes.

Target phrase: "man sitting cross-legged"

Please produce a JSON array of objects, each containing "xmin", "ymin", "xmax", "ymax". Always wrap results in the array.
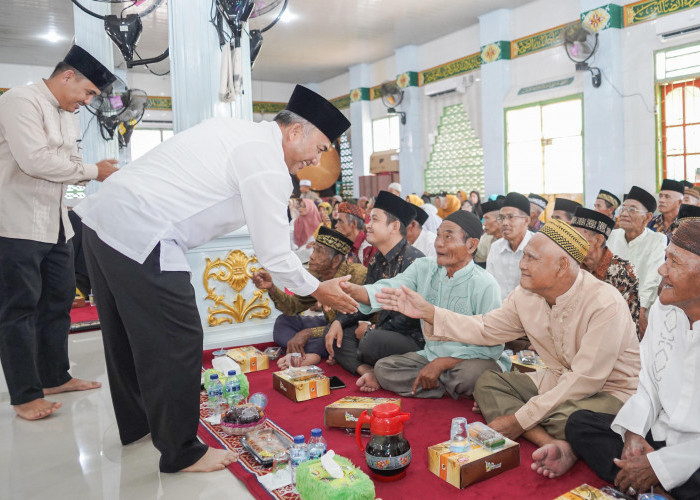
[
  {"xmin": 339, "ymin": 211, "xmax": 504, "ymax": 395},
  {"xmin": 375, "ymin": 220, "xmax": 641, "ymax": 476},
  {"xmin": 564, "ymin": 219, "xmax": 700, "ymax": 500},
  {"xmin": 252, "ymin": 226, "xmax": 367, "ymax": 368},
  {"xmin": 324, "ymin": 191, "xmax": 424, "ymax": 380}
]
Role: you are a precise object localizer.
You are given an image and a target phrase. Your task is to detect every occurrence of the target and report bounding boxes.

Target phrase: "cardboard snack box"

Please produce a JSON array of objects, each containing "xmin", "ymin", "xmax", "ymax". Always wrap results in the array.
[
  {"xmin": 554, "ymin": 484, "xmax": 618, "ymax": 499},
  {"xmin": 226, "ymin": 346, "xmax": 269, "ymax": 373},
  {"xmin": 427, "ymin": 438, "xmax": 520, "ymax": 489},
  {"xmin": 509, "ymin": 354, "xmax": 547, "ymax": 374},
  {"xmin": 273, "ymin": 370, "xmax": 330, "ymax": 402},
  {"xmin": 324, "ymin": 396, "xmax": 402, "ymax": 429},
  {"xmin": 369, "ymin": 149, "xmax": 399, "ymax": 174}
]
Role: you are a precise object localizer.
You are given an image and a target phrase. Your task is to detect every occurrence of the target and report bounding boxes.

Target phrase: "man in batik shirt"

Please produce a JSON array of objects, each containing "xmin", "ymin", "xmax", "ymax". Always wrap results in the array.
[{"xmin": 648, "ymin": 179, "xmax": 684, "ymax": 237}]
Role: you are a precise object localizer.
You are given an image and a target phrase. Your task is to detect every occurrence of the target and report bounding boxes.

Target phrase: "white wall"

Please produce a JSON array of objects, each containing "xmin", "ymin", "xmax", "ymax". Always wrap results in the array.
[{"xmin": 0, "ymin": 63, "xmax": 54, "ymax": 87}]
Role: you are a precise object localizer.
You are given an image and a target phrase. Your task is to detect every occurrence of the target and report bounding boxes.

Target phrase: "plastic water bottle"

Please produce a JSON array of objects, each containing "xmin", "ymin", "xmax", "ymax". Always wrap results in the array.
[
  {"xmin": 308, "ymin": 428, "xmax": 327, "ymax": 460},
  {"xmin": 289, "ymin": 435, "xmax": 309, "ymax": 487},
  {"xmin": 207, "ymin": 374, "xmax": 224, "ymax": 414},
  {"xmin": 224, "ymin": 370, "xmax": 244, "ymax": 406}
]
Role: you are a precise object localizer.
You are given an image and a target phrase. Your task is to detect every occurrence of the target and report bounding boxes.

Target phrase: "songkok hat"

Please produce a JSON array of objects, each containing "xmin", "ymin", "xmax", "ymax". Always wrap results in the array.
[
  {"xmin": 337, "ymin": 202, "xmax": 364, "ymax": 220},
  {"xmin": 502, "ymin": 192, "xmax": 530, "ymax": 216},
  {"xmin": 481, "ymin": 199, "xmax": 503, "ymax": 215},
  {"xmin": 660, "ymin": 178, "xmax": 685, "ymax": 195},
  {"xmin": 678, "ymin": 203, "xmax": 700, "ymax": 221},
  {"xmin": 528, "ymin": 193, "xmax": 548, "ymax": 210},
  {"xmin": 413, "ymin": 206, "xmax": 428, "ymax": 226},
  {"xmin": 538, "ymin": 219, "xmax": 589, "ymax": 264},
  {"xmin": 681, "ymin": 180, "xmax": 693, "ymax": 189},
  {"xmin": 670, "ymin": 219, "xmax": 700, "ymax": 256},
  {"xmin": 570, "ymin": 207, "xmax": 615, "ymax": 239},
  {"xmin": 286, "ymin": 85, "xmax": 351, "ymax": 142},
  {"xmin": 406, "ymin": 194, "xmax": 424, "ymax": 207},
  {"xmin": 62, "ymin": 45, "xmax": 116, "ymax": 90},
  {"xmin": 388, "ymin": 182, "xmax": 402, "ymax": 194},
  {"xmin": 684, "ymin": 186, "xmax": 700, "ymax": 201},
  {"xmin": 596, "ymin": 189, "xmax": 621, "ymax": 209},
  {"xmin": 373, "ymin": 190, "xmax": 416, "ymax": 227},
  {"xmin": 626, "ymin": 186, "xmax": 657, "ymax": 213},
  {"xmin": 315, "ymin": 226, "xmax": 353, "ymax": 255},
  {"xmin": 444, "ymin": 211, "xmax": 484, "ymax": 239},
  {"xmin": 299, "ymin": 179, "xmax": 312, "ymax": 187},
  {"xmin": 553, "ymin": 198, "xmax": 582, "ymax": 213}
]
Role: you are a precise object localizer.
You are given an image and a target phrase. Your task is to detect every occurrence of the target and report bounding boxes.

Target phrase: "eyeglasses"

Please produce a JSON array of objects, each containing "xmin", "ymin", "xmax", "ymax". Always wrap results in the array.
[
  {"xmin": 497, "ymin": 215, "xmax": 529, "ymax": 222},
  {"xmin": 619, "ymin": 206, "xmax": 648, "ymax": 215}
]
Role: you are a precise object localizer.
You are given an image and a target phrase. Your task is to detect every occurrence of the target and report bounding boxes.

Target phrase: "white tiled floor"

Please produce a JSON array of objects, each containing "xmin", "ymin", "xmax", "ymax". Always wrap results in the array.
[{"xmin": 0, "ymin": 330, "xmax": 254, "ymax": 500}]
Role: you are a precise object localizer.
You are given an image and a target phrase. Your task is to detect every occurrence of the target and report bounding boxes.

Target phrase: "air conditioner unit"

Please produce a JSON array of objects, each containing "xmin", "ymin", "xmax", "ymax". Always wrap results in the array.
[
  {"xmin": 656, "ymin": 11, "xmax": 700, "ymax": 40},
  {"xmin": 423, "ymin": 75, "xmax": 474, "ymax": 98}
]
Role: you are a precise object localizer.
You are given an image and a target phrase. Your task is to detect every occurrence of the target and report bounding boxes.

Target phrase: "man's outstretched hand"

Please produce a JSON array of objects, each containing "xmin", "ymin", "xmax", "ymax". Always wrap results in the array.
[
  {"xmin": 375, "ymin": 285, "xmax": 435, "ymax": 324},
  {"xmin": 312, "ymin": 275, "xmax": 358, "ymax": 314}
]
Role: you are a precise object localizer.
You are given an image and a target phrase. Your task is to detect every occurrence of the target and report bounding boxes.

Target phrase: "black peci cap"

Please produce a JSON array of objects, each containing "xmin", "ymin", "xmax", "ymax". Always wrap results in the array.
[
  {"xmin": 373, "ymin": 190, "xmax": 416, "ymax": 227},
  {"xmin": 286, "ymin": 85, "xmax": 351, "ymax": 142},
  {"xmin": 62, "ymin": 45, "xmax": 116, "ymax": 90}
]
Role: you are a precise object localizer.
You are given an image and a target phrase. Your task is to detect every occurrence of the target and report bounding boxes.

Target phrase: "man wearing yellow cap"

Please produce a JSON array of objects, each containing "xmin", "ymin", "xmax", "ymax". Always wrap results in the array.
[{"xmin": 375, "ymin": 220, "xmax": 640, "ymax": 471}]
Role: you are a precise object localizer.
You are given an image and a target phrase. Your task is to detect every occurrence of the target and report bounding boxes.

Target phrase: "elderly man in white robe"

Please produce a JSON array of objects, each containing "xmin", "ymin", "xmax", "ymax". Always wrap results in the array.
[{"xmin": 563, "ymin": 219, "xmax": 700, "ymax": 500}]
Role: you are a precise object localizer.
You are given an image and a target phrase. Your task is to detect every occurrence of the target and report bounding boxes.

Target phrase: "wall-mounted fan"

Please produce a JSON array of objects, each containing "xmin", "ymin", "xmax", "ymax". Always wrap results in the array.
[
  {"xmin": 248, "ymin": 0, "xmax": 288, "ymax": 68},
  {"xmin": 562, "ymin": 21, "xmax": 601, "ymax": 88},
  {"xmin": 380, "ymin": 81, "xmax": 406, "ymax": 124},
  {"xmin": 71, "ymin": 0, "xmax": 169, "ymax": 70},
  {"xmin": 86, "ymin": 79, "xmax": 149, "ymax": 147}
]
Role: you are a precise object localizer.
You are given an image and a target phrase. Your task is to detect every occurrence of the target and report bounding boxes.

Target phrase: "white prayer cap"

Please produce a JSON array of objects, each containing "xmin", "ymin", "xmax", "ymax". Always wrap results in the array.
[
  {"xmin": 300, "ymin": 179, "xmax": 312, "ymax": 187},
  {"xmin": 388, "ymin": 182, "xmax": 401, "ymax": 194}
]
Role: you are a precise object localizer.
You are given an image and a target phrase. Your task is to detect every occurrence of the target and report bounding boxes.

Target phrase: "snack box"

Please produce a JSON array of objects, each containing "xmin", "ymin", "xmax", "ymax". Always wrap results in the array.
[
  {"xmin": 227, "ymin": 346, "xmax": 269, "ymax": 373},
  {"xmin": 240, "ymin": 428, "xmax": 292, "ymax": 467},
  {"xmin": 324, "ymin": 396, "xmax": 402, "ymax": 429},
  {"xmin": 554, "ymin": 484, "xmax": 619, "ymax": 499},
  {"xmin": 509, "ymin": 353, "xmax": 547, "ymax": 374},
  {"xmin": 273, "ymin": 367, "xmax": 330, "ymax": 402},
  {"xmin": 427, "ymin": 437, "xmax": 520, "ymax": 489}
]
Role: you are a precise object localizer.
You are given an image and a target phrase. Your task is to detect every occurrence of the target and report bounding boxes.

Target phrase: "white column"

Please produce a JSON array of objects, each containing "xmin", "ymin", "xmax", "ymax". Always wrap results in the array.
[
  {"xmin": 168, "ymin": 0, "xmax": 253, "ymax": 132},
  {"xmin": 395, "ymin": 45, "xmax": 424, "ymax": 196},
  {"xmin": 72, "ymin": 0, "xmax": 117, "ymax": 195},
  {"xmin": 580, "ymin": 2, "xmax": 625, "ymax": 206},
  {"xmin": 479, "ymin": 9, "xmax": 512, "ymax": 196},
  {"xmin": 349, "ymin": 63, "xmax": 373, "ymax": 198}
]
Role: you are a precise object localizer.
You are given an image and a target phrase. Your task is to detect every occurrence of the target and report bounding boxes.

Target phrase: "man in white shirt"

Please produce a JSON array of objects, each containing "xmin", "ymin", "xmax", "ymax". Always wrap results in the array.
[
  {"xmin": 0, "ymin": 45, "xmax": 118, "ymax": 421},
  {"xmin": 75, "ymin": 85, "xmax": 356, "ymax": 474},
  {"xmin": 607, "ymin": 186, "xmax": 667, "ymax": 335},
  {"xmin": 486, "ymin": 192, "xmax": 533, "ymax": 301},
  {"xmin": 474, "ymin": 199, "xmax": 503, "ymax": 266},
  {"xmin": 564, "ymin": 219, "xmax": 700, "ymax": 500},
  {"xmin": 406, "ymin": 206, "xmax": 437, "ymax": 258}
]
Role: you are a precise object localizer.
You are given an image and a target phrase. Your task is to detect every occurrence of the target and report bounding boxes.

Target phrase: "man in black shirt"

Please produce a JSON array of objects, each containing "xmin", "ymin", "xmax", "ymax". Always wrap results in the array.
[{"xmin": 325, "ymin": 191, "xmax": 424, "ymax": 381}]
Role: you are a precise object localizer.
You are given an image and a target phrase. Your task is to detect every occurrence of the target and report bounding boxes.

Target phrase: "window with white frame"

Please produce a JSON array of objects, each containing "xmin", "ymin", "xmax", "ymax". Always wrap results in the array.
[
  {"xmin": 130, "ymin": 128, "xmax": 174, "ymax": 161},
  {"xmin": 372, "ymin": 115, "xmax": 400, "ymax": 152},
  {"xmin": 505, "ymin": 96, "xmax": 583, "ymax": 195}
]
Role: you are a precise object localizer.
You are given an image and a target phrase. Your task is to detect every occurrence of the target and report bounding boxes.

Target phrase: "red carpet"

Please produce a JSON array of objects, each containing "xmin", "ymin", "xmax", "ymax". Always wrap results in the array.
[
  {"xmin": 200, "ymin": 347, "xmax": 607, "ymax": 500},
  {"xmin": 69, "ymin": 305, "xmax": 100, "ymax": 333}
]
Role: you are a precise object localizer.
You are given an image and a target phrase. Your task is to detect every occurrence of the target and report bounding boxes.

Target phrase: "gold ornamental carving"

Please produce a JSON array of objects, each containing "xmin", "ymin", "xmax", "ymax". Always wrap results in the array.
[{"xmin": 203, "ymin": 250, "xmax": 271, "ymax": 326}]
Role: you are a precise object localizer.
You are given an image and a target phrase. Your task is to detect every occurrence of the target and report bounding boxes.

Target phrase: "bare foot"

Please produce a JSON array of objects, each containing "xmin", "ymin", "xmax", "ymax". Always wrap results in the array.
[
  {"xmin": 44, "ymin": 377, "xmax": 101, "ymax": 395},
  {"xmin": 181, "ymin": 447, "xmax": 239, "ymax": 472},
  {"xmin": 531, "ymin": 440, "xmax": 578, "ymax": 478},
  {"xmin": 356, "ymin": 371, "xmax": 380, "ymax": 393},
  {"xmin": 472, "ymin": 400, "xmax": 481, "ymax": 414},
  {"xmin": 13, "ymin": 398, "xmax": 62, "ymax": 420},
  {"xmin": 325, "ymin": 358, "xmax": 337, "ymax": 366}
]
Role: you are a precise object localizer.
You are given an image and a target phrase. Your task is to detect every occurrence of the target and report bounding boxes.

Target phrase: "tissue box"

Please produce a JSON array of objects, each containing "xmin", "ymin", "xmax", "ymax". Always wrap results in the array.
[
  {"xmin": 509, "ymin": 354, "xmax": 547, "ymax": 374},
  {"xmin": 226, "ymin": 346, "xmax": 269, "ymax": 373},
  {"xmin": 427, "ymin": 438, "xmax": 520, "ymax": 489},
  {"xmin": 273, "ymin": 370, "xmax": 330, "ymax": 402},
  {"xmin": 324, "ymin": 396, "xmax": 402, "ymax": 429}
]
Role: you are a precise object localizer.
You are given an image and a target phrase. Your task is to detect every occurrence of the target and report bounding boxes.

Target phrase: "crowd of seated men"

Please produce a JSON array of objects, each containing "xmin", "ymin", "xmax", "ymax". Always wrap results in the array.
[{"xmin": 263, "ymin": 179, "xmax": 700, "ymax": 499}]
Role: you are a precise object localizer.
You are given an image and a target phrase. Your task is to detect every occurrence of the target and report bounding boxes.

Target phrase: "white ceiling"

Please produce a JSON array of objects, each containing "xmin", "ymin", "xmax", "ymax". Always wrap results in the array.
[{"xmin": 0, "ymin": 0, "xmax": 534, "ymax": 84}]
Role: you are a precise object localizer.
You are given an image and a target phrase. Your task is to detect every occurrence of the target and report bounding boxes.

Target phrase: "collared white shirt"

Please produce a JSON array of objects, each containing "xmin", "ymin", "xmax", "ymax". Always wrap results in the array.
[
  {"xmin": 0, "ymin": 81, "xmax": 98, "ymax": 243},
  {"xmin": 411, "ymin": 228, "xmax": 437, "ymax": 258},
  {"xmin": 612, "ymin": 301, "xmax": 700, "ymax": 491},
  {"xmin": 607, "ymin": 228, "xmax": 667, "ymax": 309},
  {"xmin": 486, "ymin": 230, "xmax": 533, "ymax": 301},
  {"xmin": 76, "ymin": 118, "xmax": 319, "ymax": 296}
]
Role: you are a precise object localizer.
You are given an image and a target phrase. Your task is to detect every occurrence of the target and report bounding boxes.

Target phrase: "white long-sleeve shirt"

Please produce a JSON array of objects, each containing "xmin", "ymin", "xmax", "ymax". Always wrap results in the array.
[
  {"xmin": 0, "ymin": 81, "xmax": 98, "ymax": 243},
  {"xmin": 611, "ymin": 301, "xmax": 700, "ymax": 491},
  {"xmin": 411, "ymin": 228, "xmax": 437, "ymax": 258},
  {"xmin": 76, "ymin": 118, "xmax": 319, "ymax": 296},
  {"xmin": 486, "ymin": 230, "xmax": 533, "ymax": 301},
  {"xmin": 607, "ymin": 228, "xmax": 667, "ymax": 309}
]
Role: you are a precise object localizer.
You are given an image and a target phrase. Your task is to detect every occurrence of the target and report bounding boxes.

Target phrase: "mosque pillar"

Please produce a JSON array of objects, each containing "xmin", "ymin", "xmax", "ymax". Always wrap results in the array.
[
  {"xmin": 478, "ymin": 9, "xmax": 512, "ymax": 196},
  {"xmin": 72, "ymin": 0, "xmax": 117, "ymax": 196},
  {"xmin": 349, "ymin": 63, "xmax": 373, "ymax": 198},
  {"xmin": 579, "ymin": 2, "xmax": 625, "ymax": 206},
  {"xmin": 395, "ymin": 45, "xmax": 425, "ymax": 196}
]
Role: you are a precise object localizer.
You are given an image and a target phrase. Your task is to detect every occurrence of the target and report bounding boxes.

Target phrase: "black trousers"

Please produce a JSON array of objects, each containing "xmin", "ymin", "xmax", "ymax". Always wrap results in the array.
[
  {"xmin": 83, "ymin": 227, "xmax": 207, "ymax": 473},
  {"xmin": 333, "ymin": 325, "xmax": 421, "ymax": 375},
  {"xmin": 0, "ymin": 235, "xmax": 74, "ymax": 405},
  {"xmin": 566, "ymin": 410, "xmax": 700, "ymax": 500}
]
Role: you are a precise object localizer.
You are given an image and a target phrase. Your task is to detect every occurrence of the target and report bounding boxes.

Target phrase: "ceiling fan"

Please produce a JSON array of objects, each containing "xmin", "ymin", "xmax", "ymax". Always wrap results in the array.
[
  {"xmin": 562, "ymin": 21, "xmax": 601, "ymax": 88},
  {"xmin": 71, "ymin": 0, "xmax": 169, "ymax": 70}
]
